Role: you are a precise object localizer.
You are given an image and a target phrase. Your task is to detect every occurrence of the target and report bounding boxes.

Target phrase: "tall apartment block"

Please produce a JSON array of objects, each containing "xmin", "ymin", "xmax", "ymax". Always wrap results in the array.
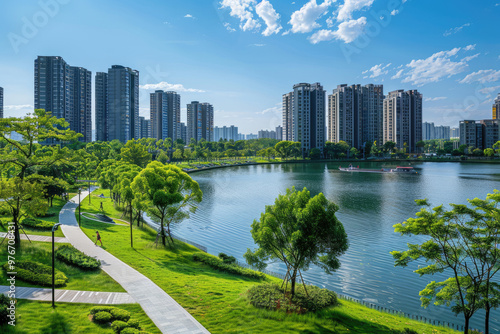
[
  {"xmin": 275, "ymin": 125, "xmax": 283, "ymax": 141},
  {"xmin": 139, "ymin": 116, "xmax": 150, "ymax": 139},
  {"xmin": 258, "ymin": 130, "xmax": 277, "ymax": 139},
  {"xmin": 179, "ymin": 122, "xmax": 187, "ymax": 144},
  {"xmin": 451, "ymin": 127, "xmax": 459, "ymax": 139},
  {"xmin": 282, "ymin": 83, "xmax": 325, "ymax": 157},
  {"xmin": 214, "ymin": 125, "xmax": 238, "ymax": 141},
  {"xmin": 422, "ymin": 122, "xmax": 450, "ymax": 140},
  {"xmin": 493, "ymin": 93, "xmax": 500, "ymax": 119},
  {"xmin": 0, "ymin": 87, "xmax": 3, "ymax": 118},
  {"xmin": 383, "ymin": 90, "xmax": 423, "ymax": 153},
  {"xmin": 150, "ymin": 90, "xmax": 180, "ymax": 141},
  {"xmin": 328, "ymin": 84, "xmax": 383, "ymax": 149},
  {"xmin": 282, "ymin": 92, "xmax": 293, "ymax": 141},
  {"xmin": 100, "ymin": 65, "xmax": 139, "ymax": 143},
  {"xmin": 34, "ymin": 56, "xmax": 92, "ymax": 142},
  {"xmin": 186, "ymin": 101, "xmax": 214, "ymax": 142},
  {"xmin": 459, "ymin": 120, "xmax": 484, "ymax": 149},
  {"xmin": 95, "ymin": 72, "xmax": 108, "ymax": 141},
  {"xmin": 480, "ymin": 119, "xmax": 500, "ymax": 149}
]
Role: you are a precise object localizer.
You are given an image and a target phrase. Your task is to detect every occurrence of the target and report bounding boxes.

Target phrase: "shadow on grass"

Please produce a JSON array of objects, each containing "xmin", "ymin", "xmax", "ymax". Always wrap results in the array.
[{"xmin": 40, "ymin": 311, "xmax": 72, "ymax": 333}]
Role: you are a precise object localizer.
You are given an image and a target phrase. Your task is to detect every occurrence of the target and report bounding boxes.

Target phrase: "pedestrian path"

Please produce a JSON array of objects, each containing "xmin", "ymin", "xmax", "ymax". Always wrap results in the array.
[
  {"xmin": 0, "ymin": 232, "xmax": 68, "ymax": 243},
  {"xmin": 59, "ymin": 188, "xmax": 210, "ymax": 334},
  {"xmin": 0, "ymin": 286, "xmax": 134, "ymax": 304}
]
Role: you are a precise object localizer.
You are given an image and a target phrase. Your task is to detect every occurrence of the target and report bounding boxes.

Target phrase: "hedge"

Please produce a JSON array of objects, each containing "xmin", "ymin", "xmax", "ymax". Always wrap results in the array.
[
  {"xmin": 3, "ymin": 260, "xmax": 67, "ymax": 287},
  {"xmin": 193, "ymin": 252, "xmax": 265, "ymax": 280},
  {"xmin": 111, "ymin": 320, "xmax": 129, "ymax": 333},
  {"xmin": 0, "ymin": 294, "xmax": 10, "ymax": 325},
  {"xmin": 218, "ymin": 253, "xmax": 236, "ymax": 264},
  {"xmin": 94, "ymin": 311, "xmax": 113, "ymax": 324},
  {"xmin": 21, "ymin": 218, "xmax": 54, "ymax": 230},
  {"xmin": 110, "ymin": 308, "xmax": 130, "ymax": 322},
  {"xmin": 56, "ymin": 245, "xmax": 101, "ymax": 270},
  {"xmin": 90, "ymin": 306, "xmax": 115, "ymax": 315}
]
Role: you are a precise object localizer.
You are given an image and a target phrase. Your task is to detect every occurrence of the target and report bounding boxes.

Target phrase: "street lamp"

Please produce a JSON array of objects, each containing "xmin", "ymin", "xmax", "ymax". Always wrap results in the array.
[
  {"xmin": 78, "ymin": 188, "xmax": 81, "ymax": 227},
  {"xmin": 52, "ymin": 223, "xmax": 62, "ymax": 308}
]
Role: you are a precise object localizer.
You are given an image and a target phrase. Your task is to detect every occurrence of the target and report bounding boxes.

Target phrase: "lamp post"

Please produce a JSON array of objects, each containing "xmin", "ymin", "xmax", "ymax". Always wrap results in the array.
[
  {"xmin": 78, "ymin": 188, "xmax": 81, "ymax": 227},
  {"xmin": 52, "ymin": 223, "xmax": 62, "ymax": 308}
]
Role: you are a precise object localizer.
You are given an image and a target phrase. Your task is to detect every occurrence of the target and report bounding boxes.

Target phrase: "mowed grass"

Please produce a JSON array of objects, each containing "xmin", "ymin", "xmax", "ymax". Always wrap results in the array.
[
  {"xmin": 0, "ymin": 240, "xmax": 124, "ymax": 292},
  {"xmin": 78, "ymin": 189, "xmax": 460, "ymax": 334},
  {"xmin": 1, "ymin": 300, "xmax": 161, "ymax": 334}
]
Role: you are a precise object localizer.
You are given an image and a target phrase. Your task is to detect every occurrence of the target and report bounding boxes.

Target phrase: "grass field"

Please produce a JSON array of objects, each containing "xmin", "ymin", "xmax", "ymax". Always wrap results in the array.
[
  {"xmin": 1, "ymin": 300, "xmax": 160, "ymax": 333},
  {"xmin": 0, "ymin": 240, "xmax": 124, "ymax": 292},
  {"xmin": 77, "ymin": 188, "xmax": 460, "ymax": 334}
]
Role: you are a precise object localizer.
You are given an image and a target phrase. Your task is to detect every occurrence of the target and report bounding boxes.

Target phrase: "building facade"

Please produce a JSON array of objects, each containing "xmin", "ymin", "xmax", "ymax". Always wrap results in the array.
[
  {"xmin": 451, "ymin": 127, "xmax": 459, "ymax": 139},
  {"xmin": 95, "ymin": 72, "xmax": 108, "ymax": 141},
  {"xmin": 139, "ymin": 116, "xmax": 150, "ymax": 139},
  {"xmin": 275, "ymin": 125, "xmax": 283, "ymax": 141},
  {"xmin": 459, "ymin": 120, "xmax": 484, "ymax": 150},
  {"xmin": 214, "ymin": 125, "xmax": 239, "ymax": 141},
  {"xmin": 282, "ymin": 92, "xmax": 293, "ymax": 141},
  {"xmin": 35, "ymin": 56, "xmax": 92, "ymax": 142},
  {"xmin": 382, "ymin": 90, "xmax": 422, "ymax": 153},
  {"xmin": 423, "ymin": 122, "xmax": 450, "ymax": 141},
  {"xmin": 179, "ymin": 122, "xmax": 187, "ymax": 144},
  {"xmin": 186, "ymin": 101, "xmax": 214, "ymax": 143},
  {"xmin": 150, "ymin": 90, "xmax": 180, "ymax": 141},
  {"xmin": 494, "ymin": 93, "xmax": 500, "ymax": 119},
  {"xmin": 258, "ymin": 130, "xmax": 277, "ymax": 139},
  {"xmin": 106, "ymin": 65, "xmax": 139, "ymax": 143},
  {"xmin": 0, "ymin": 87, "xmax": 3, "ymax": 118}
]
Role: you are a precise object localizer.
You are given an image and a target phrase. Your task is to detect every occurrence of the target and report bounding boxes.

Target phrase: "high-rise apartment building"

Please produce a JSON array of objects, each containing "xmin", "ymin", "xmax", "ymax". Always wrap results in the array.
[
  {"xmin": 95, "ymin": 72, "xmax": 108, "ymax": 141},
  {"xmin": 214, "ymin": 125, "xmax": 238, "ymax": 141},
  {"xmin": 493, "ymin": 93, "xmax": 500, "ymax": 119},
  {"xmin": 275, "ymin": 125, "xmax": 283, "ymax": 141},
  {"xmin": 139, "ymin": 116, "xmax": 150, "ymax": 139},
  {"xmin": 186, "ymin": 101, "xmax": 214, "ymax": 142},
  {"xmin": 459, "ymin": 120, "xmax": 484, "ymax": 150},
  {"xmin": 480, "ymin": 119, "xmax": 500, "ymax": 149},
  {"xmin": 34, "ymin": 56, "xmax": 92, "ymax": 142},
  {"xmin": 283, "ymin": 83, "xmax": 325, "ymax": 157},
  {"xmin": 179, "ymin": 122, "xmax": 187, "ymax": 144},
  {"xmin": 258, "ymin": 130, "xmax": 277, "ymax": 139},
  {"xmin": 422, "ymin": 122, "xmax": 450, "ymax": 141},
  {"xmin": 383, "ymin": 90, "xmax": 423, "ymax": 153},
  {"xmin": 328, "ymin": 84, "xmax": 383, "ymax": 149},
  {"xmin": 150, "ymin": 90, "xmax": 180, "ymax": 141},
  {"xmin": 0, "ymin": 87, "xmax": 3, "ymax": 118},
  {"xmin": 106, "ymin": 65, "xmax": 139, "ymax": 142},
  {"xmin": 451, "ymin": 127, "xmax": 459, "ymax": 139}
]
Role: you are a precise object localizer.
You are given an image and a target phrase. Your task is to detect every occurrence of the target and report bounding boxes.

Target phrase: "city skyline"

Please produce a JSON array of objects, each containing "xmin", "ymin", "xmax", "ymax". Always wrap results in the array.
[{"xmin": 0, "ymin": 1, "xmax": 498, "ymax": 133}]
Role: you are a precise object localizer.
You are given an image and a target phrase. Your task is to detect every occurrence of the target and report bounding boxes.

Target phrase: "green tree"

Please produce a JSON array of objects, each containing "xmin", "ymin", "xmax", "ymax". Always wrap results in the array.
[
  {"xmin": 131, "ymin": 162, "xmax": 202, "ymax": 246},
  {"xmin": 383, "ymin": 141, "xmax": 396, "ymax": 154},
  {"xmin": 309, "ymin": 148, "xmax": 321, "ymax": 160},
  {"xmin": 120, "ymin": 139, "xmax": 152, "ymax": 168},
  {"xmin": 244, "ymin": 187, "xmax": 348, "ymax": 297},
  {"xmin": 484, "ymin": 148, "xmax": 495, "ymax": 157},
  {"xmin": 118, "ymin": 165, "xmax": 141, "ymax": 248}
]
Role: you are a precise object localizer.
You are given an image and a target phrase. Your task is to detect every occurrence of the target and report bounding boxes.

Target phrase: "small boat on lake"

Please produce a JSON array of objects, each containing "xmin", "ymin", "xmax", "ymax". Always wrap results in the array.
[{"xmin": 337, "ymin": 165, "xmax": 418, "ymax": 174}]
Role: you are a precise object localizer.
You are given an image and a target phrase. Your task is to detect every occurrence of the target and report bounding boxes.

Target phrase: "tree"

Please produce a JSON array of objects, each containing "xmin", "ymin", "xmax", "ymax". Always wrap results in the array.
[
  {"xmin": 473, "ymin": 148, "xmax": 483, "ymax": 157},
  {"xmin": 131, "ymin": 162, "xmax": 202, "ymax": 246},
  {"xmin": 416, "ymin": 140, "xmax": 425, "ymax": 152},
  {"xmin": 274, "ymin": 141, "xmax": 294, "ymax": 160},
  {"xmin": 364, "ymin": 141, "xmax": 372, "ymax": 158},
  {"xmin": 383, "ymin": 141, "xmax": 396, "ymax": 154},
  {"xmin": 120, "ymin": 139, "xmax": 152, "ymax": 168},
  {"xmin": 244, "ymin": 187, "xmax": 348, "ymax": 297},
  {"xmin": 484, "ymin": 148, "xmax": 495, "ymax": 157},
  {"xmin": 309, "ymin": 148, "xmax": 321, "ymax": 160}
]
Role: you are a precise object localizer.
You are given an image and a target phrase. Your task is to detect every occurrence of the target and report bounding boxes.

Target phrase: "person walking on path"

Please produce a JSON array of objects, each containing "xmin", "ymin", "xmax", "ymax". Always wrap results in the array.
[{"xmin": 95, "ymin": 231, "xmax": 103, "ymax": 246}]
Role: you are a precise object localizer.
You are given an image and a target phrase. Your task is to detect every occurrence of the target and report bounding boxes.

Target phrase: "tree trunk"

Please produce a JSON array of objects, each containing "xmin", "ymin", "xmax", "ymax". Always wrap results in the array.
[
  {"xmin": 167, "ymin": 224, "xmax": 174, "ymax": 245},
  {"xmin": 136, "ymin": 210, "xmax": 141, "ymax": 226},
  {"xmin": 13, "ymin": 214, "xmax": 21, "ymax": 248},
  {"xmin": 485, "ymin": 304, "xmax": 490, "ymax": 334},
  {"xmin": 290, "ymin": 269, "xmax": 297, "ymax": 298},
  {"xmin": 464, "ymin": 316, "xmax": 470, "ymax": 334},
  {"xmin": 160, "ymin": 219, "xmax": 166, "ymax": 246},
  {"xmin": 129, "ymin": 203, "xmax": 133, "ymax": 248}
]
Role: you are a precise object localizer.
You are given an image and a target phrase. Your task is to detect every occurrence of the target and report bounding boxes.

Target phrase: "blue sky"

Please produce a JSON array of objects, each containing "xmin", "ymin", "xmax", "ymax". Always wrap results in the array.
[{"xmin": 0, "ymin": 0, "xmax": 499, "ymax": 134}]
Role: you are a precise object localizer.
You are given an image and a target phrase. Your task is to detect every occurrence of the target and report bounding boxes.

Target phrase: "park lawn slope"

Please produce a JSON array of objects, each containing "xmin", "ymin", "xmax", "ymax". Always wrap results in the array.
[
  {"xmin": 0, "ymin": 240, "xmax": 125, "ymax": 292},
  {"xmin": 78, "ymin": 194, "xmax": 459, "ymax": 334},
  {"xmin": 0, "ymin": 300, "xmax": 160, "ymax": 333}
]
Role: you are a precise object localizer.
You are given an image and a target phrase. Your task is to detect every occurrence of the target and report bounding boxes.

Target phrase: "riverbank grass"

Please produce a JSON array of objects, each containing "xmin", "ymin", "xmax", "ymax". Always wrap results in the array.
[{"xmin": 78, "ymin": 189, "xmax": 459, "ymax": 333}]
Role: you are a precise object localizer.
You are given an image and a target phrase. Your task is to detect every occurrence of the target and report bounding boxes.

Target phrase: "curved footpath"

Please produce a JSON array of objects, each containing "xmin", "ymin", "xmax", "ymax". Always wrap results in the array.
[{"xmin": 59, "ymin": 188, "xmax": 210, "ymax": 334}]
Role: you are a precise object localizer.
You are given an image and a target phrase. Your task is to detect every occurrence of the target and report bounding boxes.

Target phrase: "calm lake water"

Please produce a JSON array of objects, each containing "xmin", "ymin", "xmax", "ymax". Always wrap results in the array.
[{"xmin": 164, "ymin": 162, "xmax": 500, "ymax": 331}]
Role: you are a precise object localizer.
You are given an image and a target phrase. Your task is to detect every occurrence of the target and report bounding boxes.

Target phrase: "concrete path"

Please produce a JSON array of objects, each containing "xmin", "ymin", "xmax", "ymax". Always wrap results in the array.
[
  {"xmin": 0, "ymin": 232, "xmax": 69, "ymax": 243},
  {"xmin": 0, "ymin": 286, "xmax": 134, "ymax": 304},
  {"xmin": 59, "ymin": 188, "xmax": 210, "ymax": 334}
]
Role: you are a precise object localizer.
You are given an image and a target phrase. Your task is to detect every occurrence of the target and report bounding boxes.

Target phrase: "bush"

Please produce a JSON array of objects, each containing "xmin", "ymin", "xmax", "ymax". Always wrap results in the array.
[
  {"xmin": 3, "ymin": 260, "xmax": 67, "ymax": 287},
  {"xmin": 399, "ymin": 329, "xmax": 418, "ymax": 334},
  {"xmin": 0, "ymin": 294, "xmax": 10, "ymax": 325},
  {"xmin": 111, "ymin": 320, "xmax": 129, "ymax": 333},
  {"xmin": 247, "ymin": 283, "xmax": 337, "ymax": 313},
  {"xmin": 127, "ymin": 319, "xmax": 140, "ymax": 329},
  {"xmin": 21, "ymin": 218, "xmax": 53, "ymax": 230},
  {"xmin": 110, "ymin": 308, "xmax": 131, "ymax": 322},
  {"xmin": 218, "ymin": 253, "xmax": 236, "ymax": 264},
  {"xmin": 121, "ymin": 328, "xmax": 139, "ymax": 334},
  {"xmin": 193, "ymin": 252, "xmax": 265, "ymax": 280},
  {"xmin": 93, "ymin": 311, "xmax": 113, "ymax": 324},
  {"xmin": 90, "ymin": 306, "xmax": 116, "ymax": 315},
  {"xmin": 56, "ymin": 245, "xmax": 101, "ymax": 270}
]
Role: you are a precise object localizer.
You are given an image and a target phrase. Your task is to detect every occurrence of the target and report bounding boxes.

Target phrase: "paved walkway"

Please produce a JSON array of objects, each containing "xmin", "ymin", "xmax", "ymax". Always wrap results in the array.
[
  {"xmin": 0, "ymin": 232, "xmax": 68, "ymax": 243},
  {"xmin": 0, "ymin": 286, "xmax": 134, "ymax": 304},
  {"xmin": 60, "ymin": 188, "xmax": 210, "ymax": 334}
]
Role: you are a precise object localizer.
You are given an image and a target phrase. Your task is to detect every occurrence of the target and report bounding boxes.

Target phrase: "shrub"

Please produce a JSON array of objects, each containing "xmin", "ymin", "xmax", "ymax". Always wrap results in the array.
[
  {"xmin": 400, "ymin": 329, "xmax": 418, "ymax": 334},
  {"xmin": 0, "ymin": 294, "xmax": 10, "ymax": 325},
  {"xmin": 121, "ymin": 328, "xmax": 139, "ymax": 334},
  {"xmin": 93, "ymin": 311, "xmax": 113, "ymax": 324},
  {"xmin": 111, "ymin": 320, "xmax": 129, "ymax": 333},
  {"xmin": 3, "ymin": 260, "xmax": 67, "ymax": 287},
  {"xmin": 21, "ymin": 218, "xmax": 53, "ymax": 230},
  {"xmin": 90, "ymin": 306, "xmax": 116, "ymax": 315},
  {"xmin": 193, "ymin": 252, "xmax": 265, "ymax": 280},
  {"xmin": 127, "ymin": 319, "xmax": 140, "ymax": 329},
  {"xmin": 218, "ymin": 253, "xmax": 236, "ymax": 264},
  {"xmin": 56, "ymin": 245, "xmax": 101, "ymax": 270},
  {"xmin": 110, "ymin": 308, "xmax": 131, "ymax": 322},
  {"xmin": 247, "ymin": 283, "xmax": 337, "ymax": 313}
]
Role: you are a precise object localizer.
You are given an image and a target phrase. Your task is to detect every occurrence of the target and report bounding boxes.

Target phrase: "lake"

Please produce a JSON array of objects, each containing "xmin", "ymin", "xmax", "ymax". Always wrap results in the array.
[{"xmin": 155, "ymin": 161, "xmax": 500, "ymax": 331}]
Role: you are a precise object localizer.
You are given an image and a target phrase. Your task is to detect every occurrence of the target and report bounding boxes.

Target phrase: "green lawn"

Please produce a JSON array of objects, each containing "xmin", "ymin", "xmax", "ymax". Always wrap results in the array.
[
  {"xmin": 78, "ymin": 190, "xmax": 459, "ymax": 334},
  {"xmin": 0, "ymin": 240, "xmax": 124, "ymax": 292},
  {"xmin": 0, "ymin": 300, "xmax": 160, "ymax": 333}
]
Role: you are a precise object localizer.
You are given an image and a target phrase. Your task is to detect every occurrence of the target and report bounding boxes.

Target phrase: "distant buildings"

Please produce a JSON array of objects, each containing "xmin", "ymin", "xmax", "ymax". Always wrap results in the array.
[
  {"xmin": 258, "ymin": 129, "xmax": 276, "ymax": 139},
  {"xmin": 179, "ymin": 122, "xmax": 187, "ymax": 144},
  {"xmin": 422, "ymin": 122, "xmax": 450, "ymax": 140},
  {"xmin": 383, "ymin": 89, "xmax": 423, "ymax": 153},
  {"xmin": 0, "ymin": 87, "xmax": 3, "ymax": 118},
  {"xmin": 451, "ymin": 127, "xmax": 459, "ymax": 139},
  {"xmin": 95, "ymin": 72, "xmax": 108, "ymax": 141},
  {"xmin": 35, "ymin": 56, "xmax": 92, "ymax": 142},
  {"xmin": 186, "ymin": 101, "xmax": 214, "ymax": 142},
  {"xmin": 246, "ymin": 133, "xmax": 258, "ymax": 140},
  {"xmin": 283, "ymin": 83, "xmax": 326, "ymax": 157},
  {"xmin": 150, "ymin": 90, "xmax": 180, "ymax": 141},
  {"xmin": 139, "ymin": 116, "xmax": 150, "ymax": 139},
  {"xmin": 275, "ymin": 125, "xmax": 283, "ymax": 141},
  {"xmin": 459, "ymin": 120, "xmax": 484, "ymax": 149},
  {"xmin": 493, "ymin": 93, "xmax": 500, "ymax": 119},
  {"xmin": 328, "ymin": 84, "xmax": 384, "ymax": 149},
  {"xmin": 214, "ymin": 125, "xmax": 238, "ymax": 141}
]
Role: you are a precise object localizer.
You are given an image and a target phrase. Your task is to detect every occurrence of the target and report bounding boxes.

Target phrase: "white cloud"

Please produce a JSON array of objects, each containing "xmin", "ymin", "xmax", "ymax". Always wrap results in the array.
[
  {"xmin": 464, "ymin": 44, "xmax": 476, "ymax": 51},
  {"xmin": 461, "ymin": 53, "xmax": 480, "ymax": 62},
  {"xmin": 390, "ymin": 9, "xmax": 399, "ymax": 16},
  {"xmin": 363, "ymin": 63, "xmax": 392, "ymax": 78},
  {"xmin": 391, "ymin": 69, "xmax": 404, "ymax": 79},
  {"xmin": 250, "ymin": 43, "xmax": 266, "ymax": 46},
  {"xmin": 257, "ymin": 105, "xmax": 281, "ymax": 115},
  {"xmin": 443, "ymin": 23, "xmax": 470, "ymax": 37},
  {"xmin": 139, "ymin": 82, "xmax": 205, "ymax": 93},
  {"xmin": 223, "ymin": 22, "xmax": 236, "ymax": 32},
  {"xmin": 333, "ymin": 17, "xmax": 366, "ymax": 43},
  {"xmin": 184, "ymin": 14, "xmax": 194, "ymax": 18},
  {"xmin": 4, "ymin": 104, "xmax": 34, "ymax": 110},
  {"xmin": 220, "ymin": 0, "xmax": 261, "ymax": 32},
  {"xmin": 337, "ymin": 0, "xmax": 374, "ymax": 21},
  {"xmin": 288, "ymin": 0, "xmax": 333, "ymax": 34},
  {"xmin": 459, "ymin": 70, "xmax": 500, "ymax": 84},
  {"xmin": 401, "ymin": 47, "xmax": 473, "ymax": 85},
  {"xmin": 424, "ymin": 97, "xmax": 447, "ymax": 102},
  {"xmin": 255, "ymin": 0, "xmax": 282, "ymax": 36},
  {"xmin": 478, "ymin": 85, "xmax": 500, "ymax": 94}
]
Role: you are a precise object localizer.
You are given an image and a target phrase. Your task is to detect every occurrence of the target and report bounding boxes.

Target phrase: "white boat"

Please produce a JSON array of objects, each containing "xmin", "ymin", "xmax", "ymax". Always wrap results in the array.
[{"xmin": 389, "ymin": 166, "xmax": 418, "ymax": 174}]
